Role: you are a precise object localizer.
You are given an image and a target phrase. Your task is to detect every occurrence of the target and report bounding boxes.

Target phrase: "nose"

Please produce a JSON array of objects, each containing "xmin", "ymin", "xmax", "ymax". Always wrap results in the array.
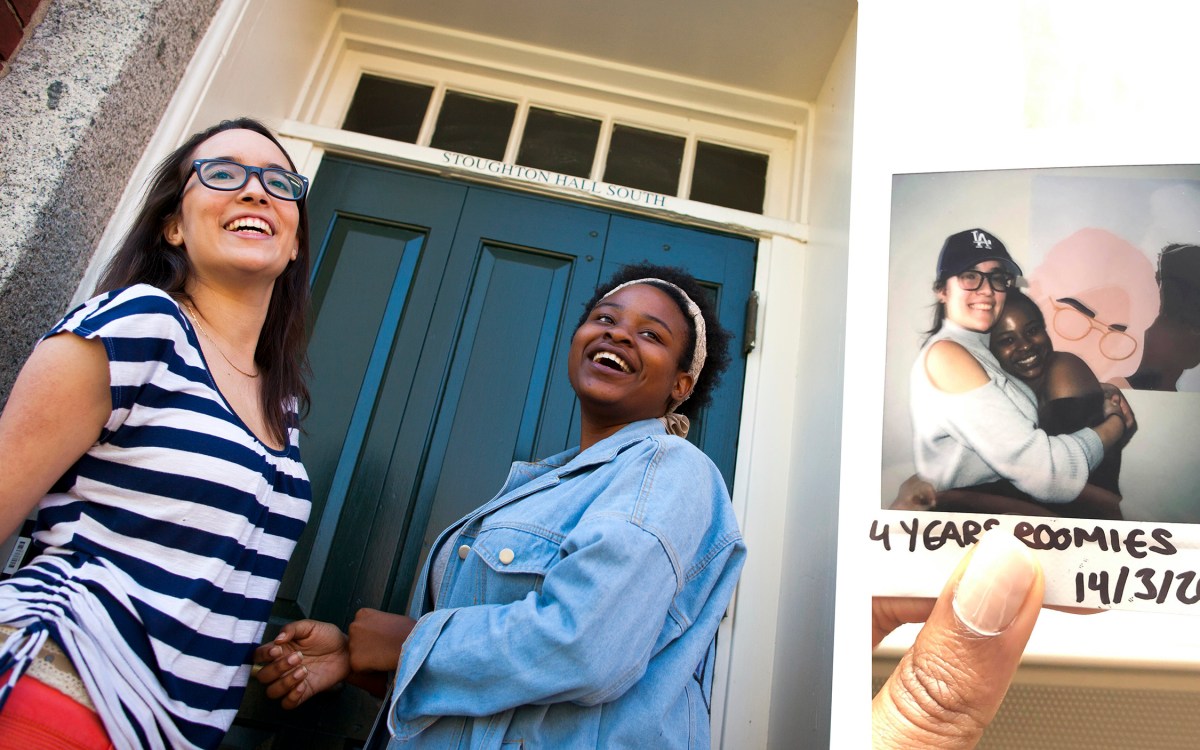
[
  {"xmin": 237, "ymin": 173, "xmax": 271, "ymax": 204},
  {"xmin": 604, "ymin": 322, "xmax": 634, "ymax": 344}
]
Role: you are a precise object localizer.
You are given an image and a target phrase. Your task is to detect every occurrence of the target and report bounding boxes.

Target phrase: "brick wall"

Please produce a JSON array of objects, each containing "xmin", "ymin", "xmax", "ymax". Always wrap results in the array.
[{"xmin": 1, "ymin": 0, "xmax": 47, "ymax": 64}]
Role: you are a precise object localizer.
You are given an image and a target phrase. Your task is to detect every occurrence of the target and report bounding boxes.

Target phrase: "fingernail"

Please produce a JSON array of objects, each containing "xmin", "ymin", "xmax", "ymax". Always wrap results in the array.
[{"xmin": 953, "ymin": 532, "xmax": 1037, "ymax": 636}]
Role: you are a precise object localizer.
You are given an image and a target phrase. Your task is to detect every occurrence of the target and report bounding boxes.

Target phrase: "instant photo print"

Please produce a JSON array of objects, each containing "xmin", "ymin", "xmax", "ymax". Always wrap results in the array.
[{"xmin": 874, "ymin": 164, "xmax": 1200, "ymax": 614}]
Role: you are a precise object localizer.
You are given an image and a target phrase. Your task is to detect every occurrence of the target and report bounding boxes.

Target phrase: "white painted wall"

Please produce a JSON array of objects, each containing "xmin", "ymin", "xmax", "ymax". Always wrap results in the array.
[
  {"xmin": 836, "ymin": 3, "xmax": 1200, "ymax": 746},
  {"xmin": 769, "ymin": 14, "xmax": 856, "ymax": 750}
]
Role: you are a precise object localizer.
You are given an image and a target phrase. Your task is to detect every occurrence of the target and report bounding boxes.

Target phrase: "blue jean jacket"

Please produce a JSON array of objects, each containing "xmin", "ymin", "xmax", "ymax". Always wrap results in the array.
[{"xmin": 384, "ymin": 419, "xmax": 746, "ymax": 749}]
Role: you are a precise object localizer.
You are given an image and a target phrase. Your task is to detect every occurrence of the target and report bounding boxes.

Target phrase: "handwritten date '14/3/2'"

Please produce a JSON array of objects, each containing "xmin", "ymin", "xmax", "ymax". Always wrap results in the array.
[
  {"xmin": 1079, "ymin": 568, "xmax": 1200, "ymax": 606},
  {"xmin": 871, "ymin": 516, "xmax": 1200, "ymax": 608}
]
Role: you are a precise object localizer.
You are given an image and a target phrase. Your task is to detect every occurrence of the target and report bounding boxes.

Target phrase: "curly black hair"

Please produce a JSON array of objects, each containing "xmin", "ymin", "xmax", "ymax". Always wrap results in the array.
[{"xmin": 578, "ymin": 261, "xmax": 733, "ymax": 417}]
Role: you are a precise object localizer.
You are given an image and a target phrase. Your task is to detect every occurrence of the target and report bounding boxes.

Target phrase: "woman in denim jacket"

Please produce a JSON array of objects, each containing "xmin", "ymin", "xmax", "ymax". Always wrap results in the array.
[{"xmin": 256, "ymin": 262, "xmax": 747, "ymax": 749}]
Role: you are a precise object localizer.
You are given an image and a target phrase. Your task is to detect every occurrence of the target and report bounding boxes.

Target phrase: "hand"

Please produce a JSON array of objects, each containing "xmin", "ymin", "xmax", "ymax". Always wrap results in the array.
[
  {"xmin": 1100, "ymin": 383, "xmax": 1137, "ymax": 438},
  {"xmin": 347, "ymin": 608, "xmax": 418, "ymax": 674},
  {"xmin": 872, "ymin": 531, "xmax": 1043, "ymax": 749},
  {"xmin": 888, "ymin": 474, "xmax": 936, "ymax": 511},
  {"xmin": 253, "ymin": 619, "xmax": 350, "ymax": 709}
]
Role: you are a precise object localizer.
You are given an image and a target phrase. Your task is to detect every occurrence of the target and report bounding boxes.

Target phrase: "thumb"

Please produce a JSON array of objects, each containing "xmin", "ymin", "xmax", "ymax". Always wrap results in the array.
[{"xmin": 872, "ymin": 531, "xmax": 1044, "ymax": 749}]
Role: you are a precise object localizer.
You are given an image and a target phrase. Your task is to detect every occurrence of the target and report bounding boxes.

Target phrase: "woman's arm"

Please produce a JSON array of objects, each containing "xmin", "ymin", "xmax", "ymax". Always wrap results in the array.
[
  {"xmin": 0, "ymin": 334, "xmax": 109, "ymax": 538},
  {"xmin": 921, "ymin": 341, "xmax": 1108, "ymax": 503},
  {"xmin": 1041, "ymin": 353, "xmax": 1129, "ymax": 449}
]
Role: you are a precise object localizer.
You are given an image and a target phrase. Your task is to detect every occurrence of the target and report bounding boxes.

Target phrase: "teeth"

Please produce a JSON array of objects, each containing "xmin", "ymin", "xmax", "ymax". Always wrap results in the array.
[
  {"xmin": 224, "ymin": 217, "xmax": 273, "ymax": 236},
  {"xmin": 593, "ymin": 351, "xmax": 632, "ymax": 373}
]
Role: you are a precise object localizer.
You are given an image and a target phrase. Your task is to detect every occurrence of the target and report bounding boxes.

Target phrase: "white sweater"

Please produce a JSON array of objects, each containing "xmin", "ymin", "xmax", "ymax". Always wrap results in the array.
[{"xmin": 910, "ymin": 320, "xmax": 1103, "ymax": 502}]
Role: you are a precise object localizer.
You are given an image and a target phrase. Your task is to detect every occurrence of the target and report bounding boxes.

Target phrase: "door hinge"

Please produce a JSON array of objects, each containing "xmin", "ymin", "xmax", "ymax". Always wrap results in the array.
[{"xmin": 743, "ymin": 291, "xmax": 759, "ymax": 356}]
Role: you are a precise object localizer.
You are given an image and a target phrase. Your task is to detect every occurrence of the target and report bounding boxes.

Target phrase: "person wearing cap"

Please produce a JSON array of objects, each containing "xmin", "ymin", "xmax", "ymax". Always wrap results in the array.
[
  {"xmin": 903, "ymin": 228, "xmax": 1133, "ymax": 509},
  {"xmin": 252, "ymin": 262, "xmax": 746, "ymax": 749}
]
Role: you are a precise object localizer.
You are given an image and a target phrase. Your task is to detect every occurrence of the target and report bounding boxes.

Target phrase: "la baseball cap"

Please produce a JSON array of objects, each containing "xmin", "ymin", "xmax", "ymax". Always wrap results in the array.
[{"xmin": 936, "ymin": 228, "xmax": 1023, "ymax": 281}]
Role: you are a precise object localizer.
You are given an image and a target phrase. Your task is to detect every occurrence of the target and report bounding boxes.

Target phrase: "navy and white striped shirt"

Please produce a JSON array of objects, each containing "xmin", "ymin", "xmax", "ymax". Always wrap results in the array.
[{"xmin": 0, "ymin": 285, "xmax": 311, "ymax": 749}]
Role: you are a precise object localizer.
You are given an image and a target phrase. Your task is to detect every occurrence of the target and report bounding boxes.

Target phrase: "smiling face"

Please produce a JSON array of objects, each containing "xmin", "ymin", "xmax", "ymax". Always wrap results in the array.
[
  {"xmin": 568, "ymin": 283, "xmax": 695, "ymax": 432},
  {"xmin": 939, "ymin": 260, "xmax": 1008, "ymax": 333},
  {"xmin": 990, "ymin": 295, "xmax": 1053, "ymax": 383},
  {"xmin": 164, "ymin": 128, "xmax": 301, "ymax": 290}
]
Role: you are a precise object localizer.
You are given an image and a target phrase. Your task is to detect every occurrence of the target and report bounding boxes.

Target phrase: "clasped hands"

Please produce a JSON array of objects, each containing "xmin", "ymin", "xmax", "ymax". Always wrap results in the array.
[{"xmin": 253, "ymin": 608, "xmax": 417, "ymax": 709}]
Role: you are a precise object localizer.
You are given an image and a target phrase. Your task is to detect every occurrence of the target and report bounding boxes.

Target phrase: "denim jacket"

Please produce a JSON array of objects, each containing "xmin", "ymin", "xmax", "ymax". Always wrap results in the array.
[{"xmin": 384, "ymin": 419, "xmax": 746, "ymax": 749}]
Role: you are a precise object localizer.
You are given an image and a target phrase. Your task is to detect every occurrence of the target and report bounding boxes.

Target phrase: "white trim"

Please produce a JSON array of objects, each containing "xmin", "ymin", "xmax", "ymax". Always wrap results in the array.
[
  {"xmin": 714, "ymin": 236, "xmax": 809, "ymax": 748},
  {"xmin": 296, "ymin": 10, "xmax": 804, "ymax": 221},
  {"xmin": 309, "ymin": 10, "xmax": 811, "ymax": 131},
  {"xmin": 277, "ymin": 120, "xmax": 809, "ymax": 242}
]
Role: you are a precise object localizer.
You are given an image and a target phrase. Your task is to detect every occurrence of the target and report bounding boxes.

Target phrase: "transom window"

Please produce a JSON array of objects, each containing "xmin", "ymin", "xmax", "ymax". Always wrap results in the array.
[{"xmin": 342, "ymin": 74, "xmax": 769, "ymax": 214}]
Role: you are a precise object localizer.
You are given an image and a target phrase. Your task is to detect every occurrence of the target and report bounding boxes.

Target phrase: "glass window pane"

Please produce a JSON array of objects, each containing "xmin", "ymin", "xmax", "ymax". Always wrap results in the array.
[
  {"xmin": 690, "ymin": 141, "xmax": 769, "ymax": 213},
  {"xmin": 342, "ymin": 75, "xmax": 433, "ymax": 144},
  {"xmin": 516, "ymin": 108, "xmax": 601, "ymax": 178},
  {"xmin": 430, "ymin": 90, "xmax": 516, "ymax": 160},
  {"xmin": 603, "ymin": 124, "xmax": 684, "ymax": 196}
]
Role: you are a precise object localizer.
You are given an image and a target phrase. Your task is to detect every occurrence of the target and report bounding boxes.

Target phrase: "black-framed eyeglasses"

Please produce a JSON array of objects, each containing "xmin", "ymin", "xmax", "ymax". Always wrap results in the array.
[
  {"xmin": 954, "ymin": 269, "xmax": 1015, "ymax": 292},
  {"xmin": 188, "ymin": 159, "xmax": 309, "ymax": 201}
]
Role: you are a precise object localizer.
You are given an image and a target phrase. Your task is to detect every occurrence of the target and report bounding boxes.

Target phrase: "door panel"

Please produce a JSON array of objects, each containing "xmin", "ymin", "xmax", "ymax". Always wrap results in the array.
[
  {"xmin": 282, "ymin": 158, "xmax": 470, "ymax": 619},
  {"xmin": 376, "ymin": 187, "xmax": 609, "ymax": 614}
]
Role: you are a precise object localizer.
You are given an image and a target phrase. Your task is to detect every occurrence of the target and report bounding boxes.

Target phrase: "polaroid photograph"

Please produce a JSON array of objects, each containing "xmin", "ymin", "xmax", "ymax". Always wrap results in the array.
[{"xmin": 871, "ymin": 164, "xmax": 1200, "ymax": 613}]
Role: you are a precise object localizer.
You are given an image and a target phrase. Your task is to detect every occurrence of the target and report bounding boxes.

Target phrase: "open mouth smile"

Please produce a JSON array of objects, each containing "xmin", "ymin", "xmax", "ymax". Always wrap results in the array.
[
  {"xmin": 592, "ymin": 351, "xmax": 632, "ymax": 373},
  {"xmin": 224, "ymin": 216, "xmax": 274, "ymax": 236}
]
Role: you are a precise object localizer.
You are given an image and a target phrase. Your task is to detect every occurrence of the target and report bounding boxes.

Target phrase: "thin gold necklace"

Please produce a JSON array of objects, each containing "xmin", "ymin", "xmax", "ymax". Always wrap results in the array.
[{"xmin": 182, "ymin": 299, "xmax": 260, "ymax": 378}]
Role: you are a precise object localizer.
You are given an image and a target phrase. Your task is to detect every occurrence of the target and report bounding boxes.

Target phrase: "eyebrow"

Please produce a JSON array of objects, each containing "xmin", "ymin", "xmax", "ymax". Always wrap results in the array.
[
  {"xmin": 593, "ymin": 300, "xmax": 675, "ymax": 336},
  {"xmin": 1057, "ymin": 297, "xmax": 1096, "ymax": 317},
  {"xmin": 1057, "ymin": 297, "xmax": 1128, "ymax": 330},
  {"xmin": 210, "ymin": 156, "xmax": 291, "ymax": 170}
]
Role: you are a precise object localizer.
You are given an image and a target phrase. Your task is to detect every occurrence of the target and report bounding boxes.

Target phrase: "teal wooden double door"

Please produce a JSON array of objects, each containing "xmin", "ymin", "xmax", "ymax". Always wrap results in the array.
[{"xmin": 280, "ymin": 157, "xmax": 757, "ymax": 636}]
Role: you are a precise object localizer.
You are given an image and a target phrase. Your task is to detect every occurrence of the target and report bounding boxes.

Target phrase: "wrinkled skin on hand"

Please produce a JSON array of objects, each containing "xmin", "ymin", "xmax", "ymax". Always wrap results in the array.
[{"xmin": 872, "ymin": 533, "xmax": 1045, "ymax": 749}]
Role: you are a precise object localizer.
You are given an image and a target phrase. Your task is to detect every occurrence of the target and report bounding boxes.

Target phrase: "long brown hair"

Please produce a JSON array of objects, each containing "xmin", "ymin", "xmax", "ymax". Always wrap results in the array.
[{"xmin": 97, "ymin": 118, "xmax": 311, "ymax": 444}]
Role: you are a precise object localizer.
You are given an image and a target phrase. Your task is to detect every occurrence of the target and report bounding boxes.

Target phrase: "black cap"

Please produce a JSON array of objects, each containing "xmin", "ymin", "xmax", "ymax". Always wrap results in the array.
[{"xmin": 936, "ymin": 228, "xmax": 1023, "ymax": 281}]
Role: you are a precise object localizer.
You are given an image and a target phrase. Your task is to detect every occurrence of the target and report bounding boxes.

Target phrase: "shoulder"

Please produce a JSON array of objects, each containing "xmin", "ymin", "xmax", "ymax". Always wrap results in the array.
[
  {"xmin": 924, "ymin": 339, "xmax": 989, "ymax": 393},
  {"xmin": 52, "ymin": 284, "xmax": 184, "ymax": 339},
  {"xmin": 1044, "ymin": 352, "xmax": 1101, "ymax": 399},
  {"xmin": 633, "ymin": 435, "xmax": 733, "ymax": 520},
  {"xmin": 616, "ymin": 432, "xmax": 721, "ymax": 479}
]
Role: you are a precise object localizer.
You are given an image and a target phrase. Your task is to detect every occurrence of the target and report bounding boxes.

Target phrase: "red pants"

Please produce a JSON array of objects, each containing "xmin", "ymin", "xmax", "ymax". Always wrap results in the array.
[{"xmin": 0, "ymin": 675, "xmax": 113, "ymax": 750}]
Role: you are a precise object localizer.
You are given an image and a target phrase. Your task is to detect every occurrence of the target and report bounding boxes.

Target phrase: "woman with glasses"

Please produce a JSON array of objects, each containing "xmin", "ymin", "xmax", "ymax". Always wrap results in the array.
[
  {"xmin": 0, "ymin": 118, "xmax": 312, "ymax": 749},
  {"xmin": 895, "ymin": 228, "xmax": 1133, "ymax": 516}
]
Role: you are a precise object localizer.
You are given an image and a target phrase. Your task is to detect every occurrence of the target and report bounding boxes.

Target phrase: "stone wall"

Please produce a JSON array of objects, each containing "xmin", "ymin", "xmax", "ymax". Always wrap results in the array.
[{"xmin": 0, "ymin": 0, "xmax": 220, "ymax": 402}]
